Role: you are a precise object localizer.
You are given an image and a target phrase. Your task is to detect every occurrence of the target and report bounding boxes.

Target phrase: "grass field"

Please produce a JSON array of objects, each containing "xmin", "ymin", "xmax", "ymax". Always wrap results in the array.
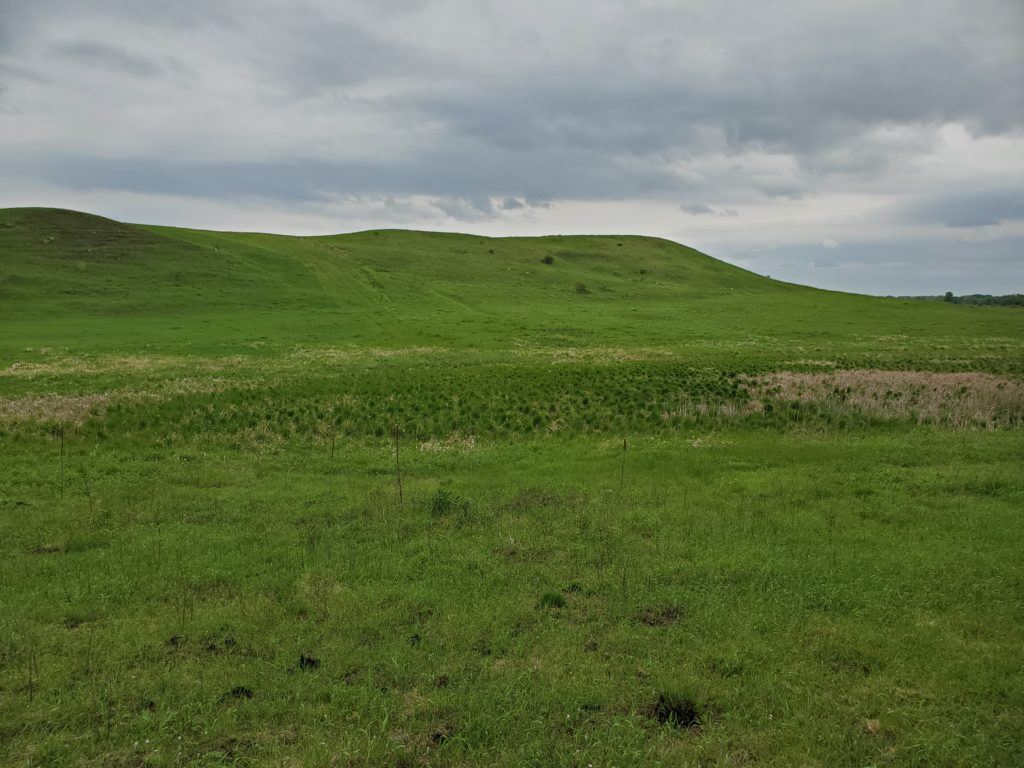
[{"xmin": 2, "ymin": 208, "xmax": 1022, "ymax": 766}]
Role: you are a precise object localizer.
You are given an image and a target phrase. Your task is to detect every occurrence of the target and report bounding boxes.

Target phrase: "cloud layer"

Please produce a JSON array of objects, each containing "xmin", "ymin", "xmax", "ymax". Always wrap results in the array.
[{"xmin": 1, "ymin": 0, "xmax": 1022, "ymax": 294}]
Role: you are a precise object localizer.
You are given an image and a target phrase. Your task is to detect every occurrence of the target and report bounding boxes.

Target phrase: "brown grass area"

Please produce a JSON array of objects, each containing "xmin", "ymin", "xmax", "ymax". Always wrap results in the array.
[
  {"xmin": 745, "ymin": 370, "xmax": 1024, "ymax": 428},
  {"xmin": 534, "ymin": 347, "xmax": 676, "ymax": 363},
  {"xmin": 288, "ymin": 346, "xmax": 448, "ymax": 364},
  {"xmin": 418, "ymin": 434, "xmax": 478, "ymax": 452},
  {"xmin": 1, "ymin": 355, "xmax": 249, "ymax": 378},
  {"xmin": 0, "ymin": 393, "xmax": 114, "ymax": 424},
  {"xmin": 0, "ymin": 379, "xmax": 243, "ymax": 425}
]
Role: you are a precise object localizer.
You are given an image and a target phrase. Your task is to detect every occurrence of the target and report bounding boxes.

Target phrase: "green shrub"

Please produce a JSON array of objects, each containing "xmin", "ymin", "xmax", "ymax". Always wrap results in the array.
[{"xmin": 428, "ymin": 484, "xmax": 469, "ymax": 517}]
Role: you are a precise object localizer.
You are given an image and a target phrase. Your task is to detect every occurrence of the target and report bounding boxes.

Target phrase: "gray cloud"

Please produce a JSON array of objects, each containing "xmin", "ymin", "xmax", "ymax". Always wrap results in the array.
[
  {"xmin": 681, "ymin": 203, "xmax": 739, "ymax": 217},
  {"xmin": 731, "ymin": 236, "xmax": 1024, "ymax": 295},
  {"xmin": 53, "ymin": 40, "xmax": 166, "ymax": 78},
  {"xmin": 905, "ymin": 186, "xmax": 1024, "ymax": 228},
  {"xmin": 681, "ymin": 203, "xmax": 714, "ymax": 215}
]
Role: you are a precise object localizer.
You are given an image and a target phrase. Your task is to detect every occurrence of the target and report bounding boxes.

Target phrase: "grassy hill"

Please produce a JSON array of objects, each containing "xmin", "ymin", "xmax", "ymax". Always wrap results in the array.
[
  {"xmin": 1, "ymin": 208, "xmax": 1023, "ymax": 766},
  {"xmin": 3, "ymin": 207, "xmax": 1021, "ymax": 361}
]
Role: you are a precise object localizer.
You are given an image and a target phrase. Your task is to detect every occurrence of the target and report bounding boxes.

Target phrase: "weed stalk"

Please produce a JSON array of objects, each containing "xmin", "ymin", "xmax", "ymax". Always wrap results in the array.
[
  {"xmin": 619, "ymin": 436, "xmax": 628, "ymax": 493},
  {"xmin": 80, "ymin": 464, "xmax": 95, "ymax": 519},
  {"xmin": 59, "ymin": 423, "xmax": 65, "ymax": 499},
  {"xmin": 392, "ymin": 425, "xmax": 403, "ymax": 504},
  {"xmin": 329, "ymin": 430, "xmax": 336, "ymax": 495}
]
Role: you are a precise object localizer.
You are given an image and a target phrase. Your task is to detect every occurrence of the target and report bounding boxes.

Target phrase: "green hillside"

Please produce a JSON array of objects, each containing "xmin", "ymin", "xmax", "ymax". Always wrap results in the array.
[{"xmin": 3, "ymin": 207, "xmax": 1021, "ymax": 362}]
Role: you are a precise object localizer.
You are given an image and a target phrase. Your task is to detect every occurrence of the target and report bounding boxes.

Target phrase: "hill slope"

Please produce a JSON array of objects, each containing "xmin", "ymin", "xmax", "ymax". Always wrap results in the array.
[{"xmin": 4, "ymin": 207, "xmax": 1021, "ymax": 363}]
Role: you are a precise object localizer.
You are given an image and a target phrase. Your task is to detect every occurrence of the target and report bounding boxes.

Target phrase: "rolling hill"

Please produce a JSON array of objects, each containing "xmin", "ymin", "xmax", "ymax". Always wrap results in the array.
[{"xmin": 3, "ymin": 207, "xmax": 1021, "ymax": 363}]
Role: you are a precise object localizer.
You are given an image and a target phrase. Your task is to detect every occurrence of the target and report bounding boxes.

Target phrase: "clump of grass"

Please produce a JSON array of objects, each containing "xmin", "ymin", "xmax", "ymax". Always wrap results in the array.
[
  {"xmin": 221, "ymin": 685, "xmax": 254, "ymax": 701},
  {"xmin": 541, "ymin": 255, "xmax": 554, "ymax": 265},
  {"xmin": 575, "ymin": 282, "xmax": 589, "ymax": 294},
  {"xmin": 428, "ymin": 483, "xmax": 469, "ymax": 517},
  {"xmin": 538, "ymin": 591, "xmax": 566, "ymax": 609},
  {"xmin": 636, "ymin": 605, "xmax": 683, "ymax": 626},
  {"xmin": 649, "ymin": 689, "xmax": 701, "ymax": 728}
]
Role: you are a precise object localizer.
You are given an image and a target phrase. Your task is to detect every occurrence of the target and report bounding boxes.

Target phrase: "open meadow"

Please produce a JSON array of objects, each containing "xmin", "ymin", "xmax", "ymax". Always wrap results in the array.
[{"xmin": 2, "ymin": 208, "xmax": 1023, "ymax": 766}]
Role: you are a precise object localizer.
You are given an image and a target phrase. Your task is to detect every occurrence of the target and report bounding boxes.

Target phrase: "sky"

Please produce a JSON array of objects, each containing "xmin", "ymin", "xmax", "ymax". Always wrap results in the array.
[{"xmin": 1, "ymin": 0, "xmax": 1022, "ymax": 295}]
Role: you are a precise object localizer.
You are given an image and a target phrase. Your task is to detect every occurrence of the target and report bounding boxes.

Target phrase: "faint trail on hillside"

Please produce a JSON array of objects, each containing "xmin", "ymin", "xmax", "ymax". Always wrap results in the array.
[{"xmin": 298, "ymin": 240, "xmax": 394, "ymax": 336}]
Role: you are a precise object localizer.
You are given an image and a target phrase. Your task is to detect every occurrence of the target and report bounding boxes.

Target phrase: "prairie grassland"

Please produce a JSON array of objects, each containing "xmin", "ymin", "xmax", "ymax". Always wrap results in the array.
[
  {"xmin": 2, "ymin": 431, "xmax": 1022, "ymax": 767},
  {"xmin": 1, "ymin": 208, "xmax": 1023, "ymax": 766}
]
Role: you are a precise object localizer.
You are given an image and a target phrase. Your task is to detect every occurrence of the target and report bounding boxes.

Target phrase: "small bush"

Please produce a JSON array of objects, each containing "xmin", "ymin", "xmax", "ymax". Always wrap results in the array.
[{"xmin": 541, "ymin": 255, "xmax": 554, "ymax": 265}]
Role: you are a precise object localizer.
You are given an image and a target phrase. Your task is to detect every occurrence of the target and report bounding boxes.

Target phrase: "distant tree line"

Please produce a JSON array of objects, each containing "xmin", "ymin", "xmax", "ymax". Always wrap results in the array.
[{"xmin": 892, "ymin": 293, "xmax": 1024, "ymax": 307}]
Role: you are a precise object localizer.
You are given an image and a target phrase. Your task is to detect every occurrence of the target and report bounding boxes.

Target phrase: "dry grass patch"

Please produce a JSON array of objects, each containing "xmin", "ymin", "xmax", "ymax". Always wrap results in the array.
[
  {"xmin": 288, "ymin": 346, "xmax": 448, "ymax": 365},
  {"xmin": 418, "ymin": 434, "xmax": 478, "ymax": 452},
  {"xmin": 1, "ymin": 354, "xmax": 251, "ymax": 379},
  {"xmin": 0, "ymin": 379, "xmax": 248, "ymax": 426},
  {"xmin": 659, "ymin": 400, "xmax": 762, "ymax": 421},
  {"xmin": 746, "ymin": 370, "xmax": 1024, "ymax": 428},
  {"xmin": 0, "ymin": 393, "xmax": 114, "ymax": 424},
  {"xmin": 533, "ymin": 346, "xmax": 677, "ymax": 363}
]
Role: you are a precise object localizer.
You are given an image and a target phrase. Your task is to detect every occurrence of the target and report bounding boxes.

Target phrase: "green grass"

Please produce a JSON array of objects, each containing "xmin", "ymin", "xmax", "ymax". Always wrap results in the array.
[{"xmin": 1, "ymin": 208, "xmax": 1022, "ymax": 766}]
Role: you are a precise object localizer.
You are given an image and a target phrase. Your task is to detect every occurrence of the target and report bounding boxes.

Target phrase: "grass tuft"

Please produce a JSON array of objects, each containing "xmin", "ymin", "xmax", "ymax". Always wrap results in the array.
[{"xmin": 538, "ymin": 591, "xmax": 567, "ymax": 610}]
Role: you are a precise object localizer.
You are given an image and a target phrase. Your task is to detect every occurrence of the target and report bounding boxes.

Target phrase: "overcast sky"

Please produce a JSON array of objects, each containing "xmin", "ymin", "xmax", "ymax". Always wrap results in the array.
[{"xmin": 1, "ymin": 0, "xmax": 1022, "ymax": 294}]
